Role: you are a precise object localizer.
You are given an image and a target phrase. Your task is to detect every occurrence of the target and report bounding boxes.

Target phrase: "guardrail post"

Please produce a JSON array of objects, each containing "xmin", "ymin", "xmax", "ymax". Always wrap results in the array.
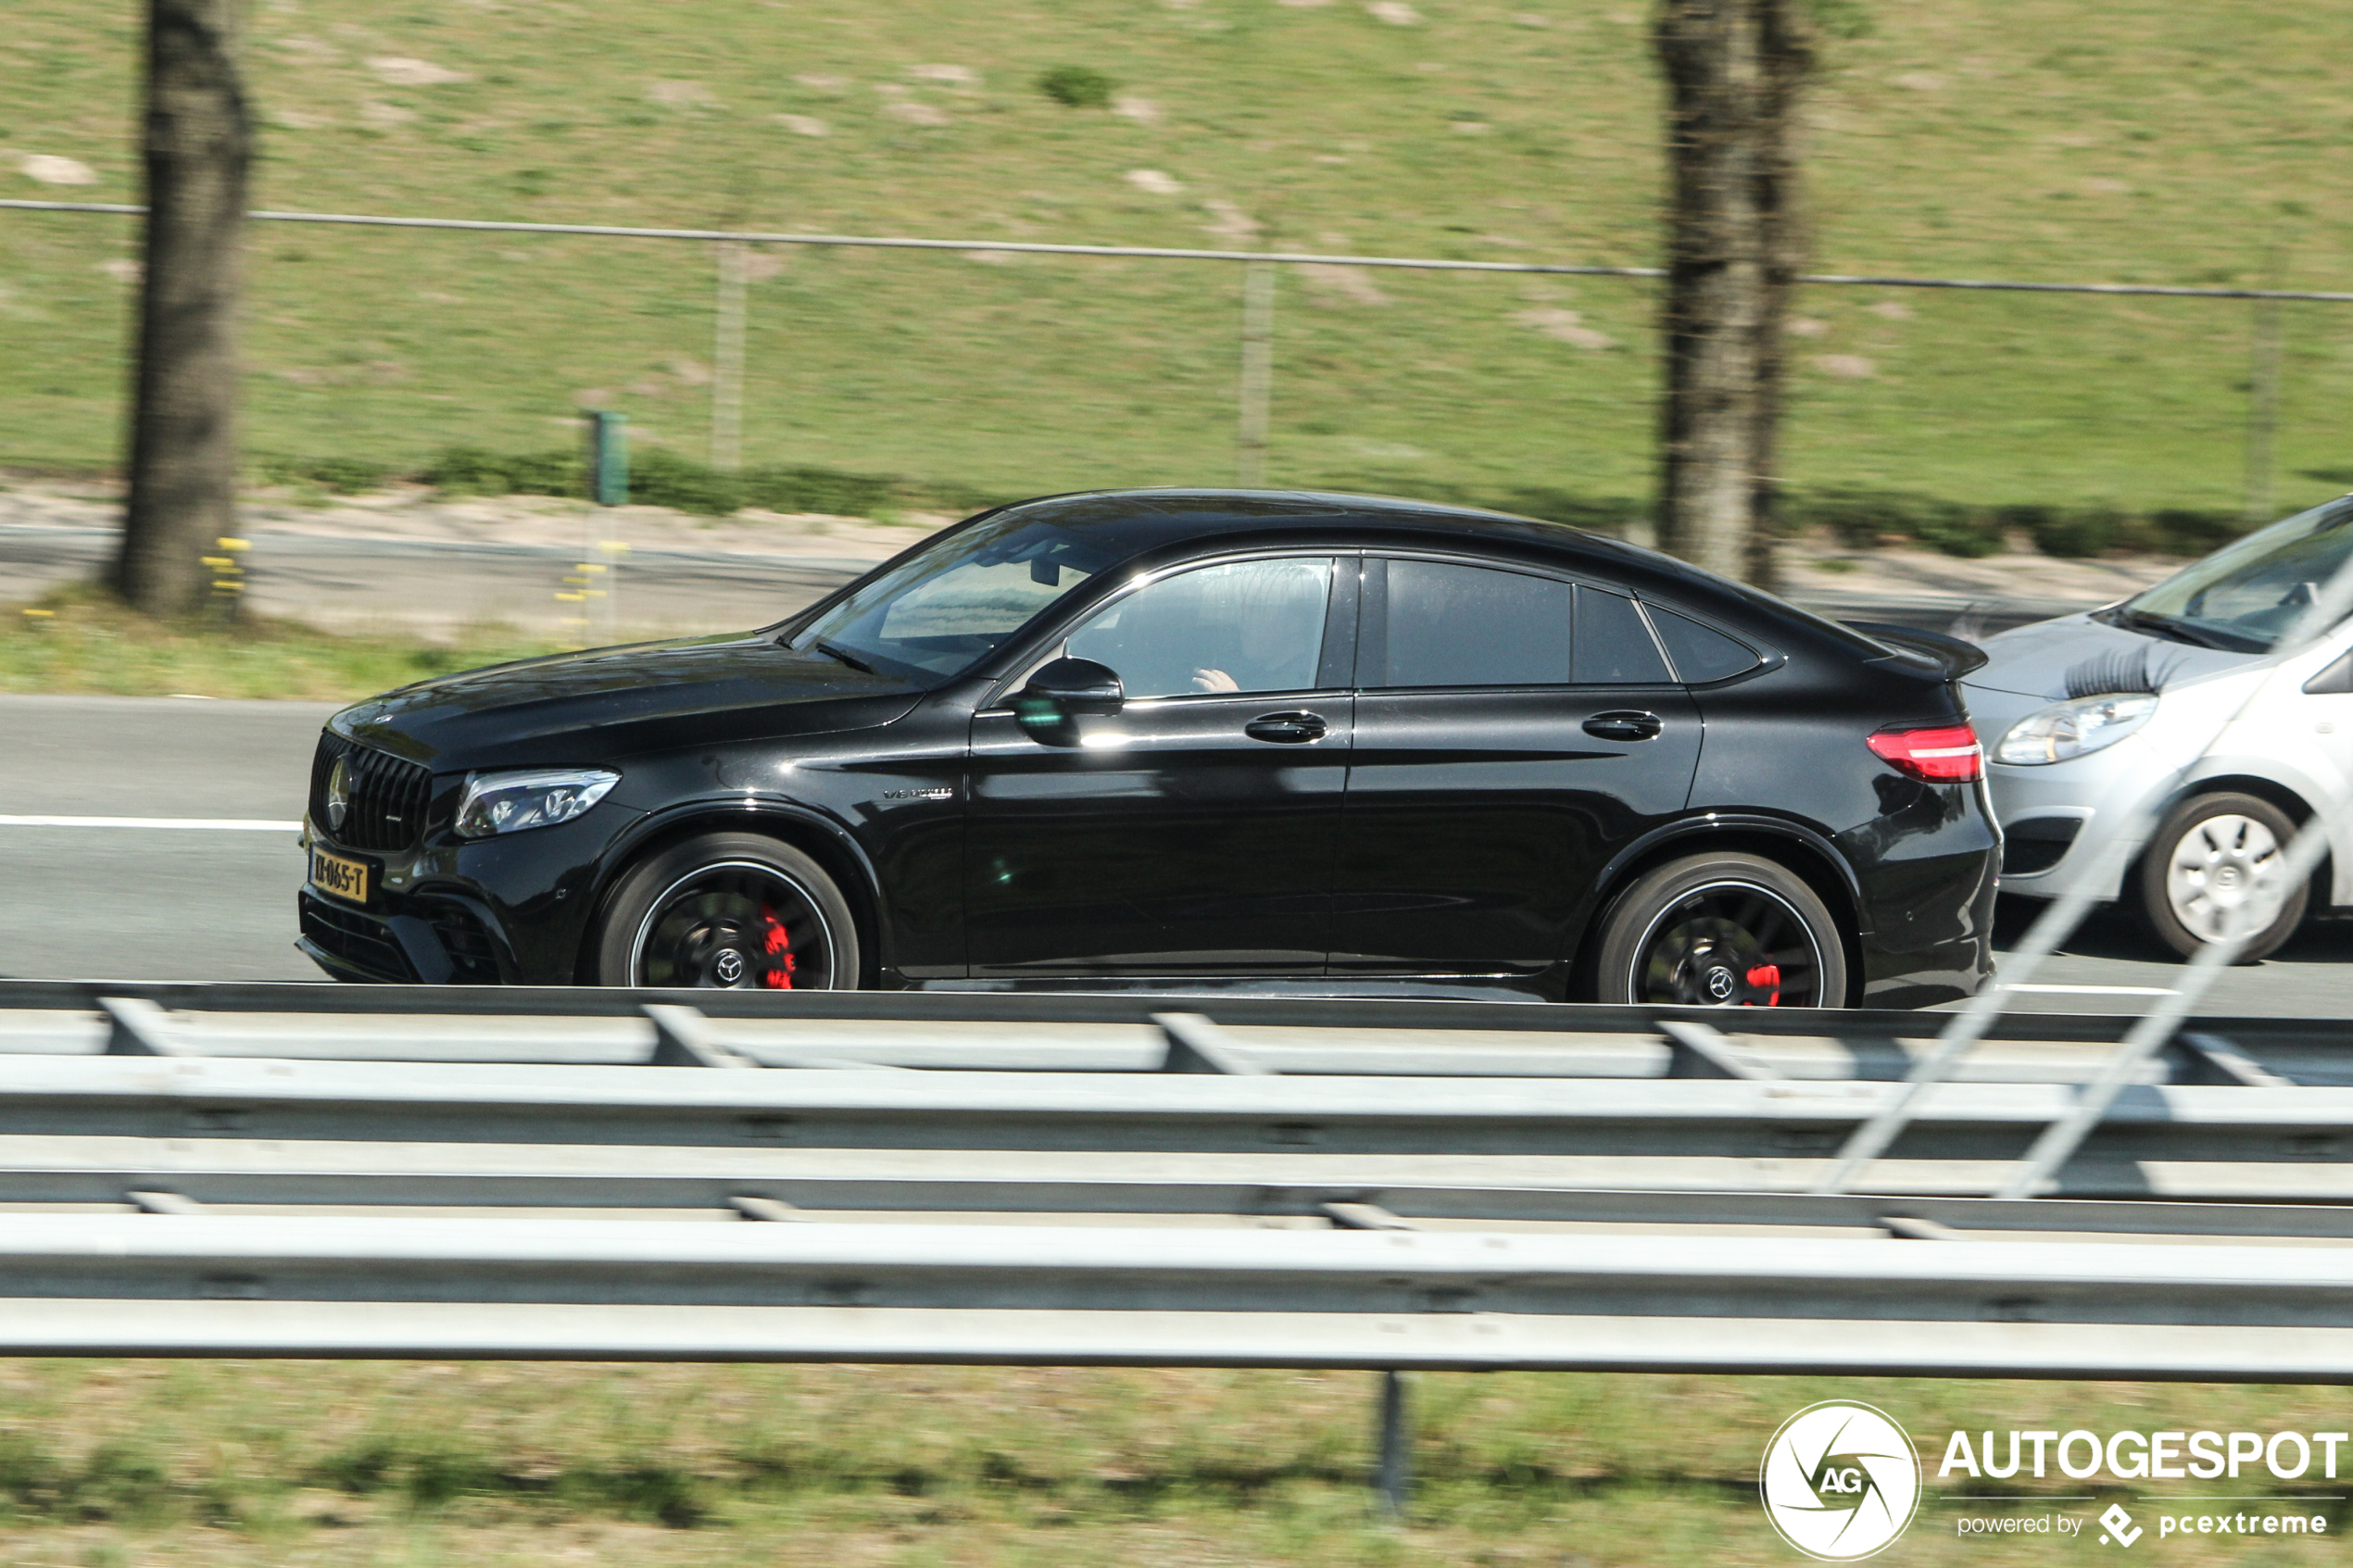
[
  {"xmin": 99, "ymin": 997, "xmax": 187, "ymax": 1056},
  {"xmin": 1659, "ymin": 1020, "xmax": 1777, "ymax": 1079},
  {"xmin": 645, "ymin": 1004, "xmax": 756, "ymax": 1069},
  {"xmin": 1153, "ymin": 1012, "xmax": 1269, "ymax": 1075},
  {"xmin": 1374, "ymin": 1369, "xmax": 1412, "ymax": 1517}
]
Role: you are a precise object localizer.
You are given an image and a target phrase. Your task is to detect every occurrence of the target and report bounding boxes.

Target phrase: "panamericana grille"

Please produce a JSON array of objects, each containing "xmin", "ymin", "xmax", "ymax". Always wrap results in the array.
[
  {"xmin": 310, "ymin": 734, "xmax": 433, "ymax": 851},
  {"xmin": 425, "ymin": 902, "xmax": 503, "ymax": 985},
  {"xmin": 299, "ymin": 894, "xmax": 415, "ymax": 980}
]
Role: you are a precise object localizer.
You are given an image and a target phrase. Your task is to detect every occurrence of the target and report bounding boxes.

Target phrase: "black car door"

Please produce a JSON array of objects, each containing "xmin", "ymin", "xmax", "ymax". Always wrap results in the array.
[
  {"xmin": 963, "ymin": 553, "xmax": 1357, "ymax": 975},
  {"xmin": 1329, "ymin": 557, "xmax": 1703, "ymax": 979}
]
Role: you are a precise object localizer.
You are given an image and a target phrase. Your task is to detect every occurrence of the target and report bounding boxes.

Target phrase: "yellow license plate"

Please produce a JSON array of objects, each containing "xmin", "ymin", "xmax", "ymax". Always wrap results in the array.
[{"xmin": 309, "ymin": 847, "xmax": 372, "ymax": 906}]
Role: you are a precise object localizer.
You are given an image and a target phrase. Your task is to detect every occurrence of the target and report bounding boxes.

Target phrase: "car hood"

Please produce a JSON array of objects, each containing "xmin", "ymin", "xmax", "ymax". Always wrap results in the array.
[
  {"xmin": 333, "ymin": 633, "xmax": 925, "ymax": 771},
  {"xmin": 1963, "ymin": 611, "xmax": 2260, "ymax": 699}
]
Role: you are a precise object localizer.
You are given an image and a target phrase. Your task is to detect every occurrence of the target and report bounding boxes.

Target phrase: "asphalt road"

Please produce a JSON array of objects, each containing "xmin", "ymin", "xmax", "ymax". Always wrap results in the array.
[
  {"xmin": 0, "ymin": 696, "xmax": 329, "ymax": 982},
  {"xmin": 3, "ymin": 694, "xmax": 2347, "ymax": 1017}
]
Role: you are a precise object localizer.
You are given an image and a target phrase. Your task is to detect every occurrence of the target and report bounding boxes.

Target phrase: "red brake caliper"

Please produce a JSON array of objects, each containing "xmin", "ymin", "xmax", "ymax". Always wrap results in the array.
[
  {"xmin": 759, "ymin": 907, "xmax": 797, "ymax": 990},
  {"xmin": 1744, "ymin": 963, "xmax": 1781, "ymax": 1007}
]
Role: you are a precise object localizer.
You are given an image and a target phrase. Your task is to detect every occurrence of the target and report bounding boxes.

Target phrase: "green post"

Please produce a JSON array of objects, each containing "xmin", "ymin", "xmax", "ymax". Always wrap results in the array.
[{"xmin": 586, "ymin": 409, "xmax": 629, "ymax": 506}]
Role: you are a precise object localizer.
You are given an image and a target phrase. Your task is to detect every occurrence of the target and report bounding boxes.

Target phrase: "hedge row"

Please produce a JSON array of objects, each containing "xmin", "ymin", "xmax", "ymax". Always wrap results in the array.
[{"xmin": 254, "ymin": 451, "xmax": 2251, "ymax": 559}]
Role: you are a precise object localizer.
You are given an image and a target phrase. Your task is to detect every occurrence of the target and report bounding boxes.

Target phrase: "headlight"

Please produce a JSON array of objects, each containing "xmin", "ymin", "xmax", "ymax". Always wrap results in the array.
[
  {"xmin": 1994, "ymin": 693, "xmax": 2158, "ymax": 765},
  {"xmin": 454, "ymin": 768, "xmax": 619, "ymax": 838}
]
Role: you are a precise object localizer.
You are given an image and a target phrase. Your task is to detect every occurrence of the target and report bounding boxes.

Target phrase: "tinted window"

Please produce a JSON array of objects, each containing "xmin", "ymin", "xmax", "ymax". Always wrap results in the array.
[
  {"xmin": 1576, "ymin": 586, "xmax": 1674, "ymax": 684},
  {"xmin": 1379, "ymin": 560, "xmax": 1573, "ymax": 687},
  {"xmin": 1065, "ymin": 558, "xmax": 1332, "ymax": 699},
  {"xmin": 1649, "ymin": 605, "xmax": 1762, "ymax": 683}
]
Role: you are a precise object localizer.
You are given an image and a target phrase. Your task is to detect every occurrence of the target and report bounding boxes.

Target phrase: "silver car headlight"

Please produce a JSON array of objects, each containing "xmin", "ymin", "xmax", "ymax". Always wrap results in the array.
[
  {"xmin": 1994, "ymin": 693, "xmax": 2158, "ymax": 765},
  {"xmin": 454, "ymin": 768, "xmax": 619, "ymax": 838}
]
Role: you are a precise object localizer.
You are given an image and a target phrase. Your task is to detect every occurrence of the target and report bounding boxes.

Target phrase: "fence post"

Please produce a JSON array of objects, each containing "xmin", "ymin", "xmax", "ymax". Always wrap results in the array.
[
  {"xmin": 2243, "ymin": 270, "xmax": 2284, "ymax": 523},
  {"xmin": 1237, "ymin": 257, "xmax": 1276, "ymax": 487},
  {"xmin": 1374, "ymin": 1369, "xmax": 1412, "ymax": 1517},
  {"xmin": 711, "ymin": 240, "xmax": 749, "ymax": 471}
]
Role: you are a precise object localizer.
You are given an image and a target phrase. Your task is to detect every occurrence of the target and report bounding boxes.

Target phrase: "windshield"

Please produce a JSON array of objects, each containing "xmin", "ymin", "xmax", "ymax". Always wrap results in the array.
[
  {"xmin": 786, "ymin": 509, "xmax": 1120, "ymax": 684},
  {"xmin": 2116, "ymin": 496, "xmax": 2353, "ymax": 653}
]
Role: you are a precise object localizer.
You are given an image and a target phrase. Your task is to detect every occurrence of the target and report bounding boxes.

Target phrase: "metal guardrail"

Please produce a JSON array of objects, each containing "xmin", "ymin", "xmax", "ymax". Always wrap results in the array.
[
  {"xmin": 0, "ymin": 991, "xmax": 2336, "ymax": 1201},
  {"xmin": 0, "ymin": 1210, "xmax": 2348, "ymax": 1380},
  {"xmin": 0, "ymin": 986, "xmax": 2347, "ymax": 1505}
]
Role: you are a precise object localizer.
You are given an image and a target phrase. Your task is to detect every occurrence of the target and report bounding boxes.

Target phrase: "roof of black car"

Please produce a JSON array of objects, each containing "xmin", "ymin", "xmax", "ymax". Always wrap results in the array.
[
  {"xmin": 995, "ymin": 485, "xmax": 1703, "ymax": 592},
  {"xmin": 987, "ymin": 487, "xmax": 1898, "ymax": 662}
]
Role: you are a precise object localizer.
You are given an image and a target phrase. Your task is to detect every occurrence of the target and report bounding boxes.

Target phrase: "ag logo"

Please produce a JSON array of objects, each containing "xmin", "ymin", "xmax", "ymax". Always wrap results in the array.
[{"xmin": 1759, "ymin": 1401, "xmax": 1921, "ymax": 1561}]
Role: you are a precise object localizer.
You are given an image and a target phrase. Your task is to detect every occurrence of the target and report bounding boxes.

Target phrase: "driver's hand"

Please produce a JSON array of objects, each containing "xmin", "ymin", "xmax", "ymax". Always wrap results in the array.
[{"xmin": 1191, "ymin": 668, "xmax": 1239, "ymax": 693}]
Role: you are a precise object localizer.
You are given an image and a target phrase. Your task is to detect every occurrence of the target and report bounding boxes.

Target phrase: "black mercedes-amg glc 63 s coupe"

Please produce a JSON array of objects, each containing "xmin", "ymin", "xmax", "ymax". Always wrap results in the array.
[{"xmin": 297, "ymin": 489, "xmax": 1998, "ymax": 1007}]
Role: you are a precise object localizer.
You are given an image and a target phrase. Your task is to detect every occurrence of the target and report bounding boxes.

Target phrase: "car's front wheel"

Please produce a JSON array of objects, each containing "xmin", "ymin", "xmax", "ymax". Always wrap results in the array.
[
  {"xmin": 2136, "ymin": 792, "xmax": 2306, "ymax": 963},
  {"xmin": 591, "ymin": 832, "xmax": 861, "ymax": 988},
  {"xmin": 1590, "ymin": 851, "xmax": 1847, "ymax": 1008}
]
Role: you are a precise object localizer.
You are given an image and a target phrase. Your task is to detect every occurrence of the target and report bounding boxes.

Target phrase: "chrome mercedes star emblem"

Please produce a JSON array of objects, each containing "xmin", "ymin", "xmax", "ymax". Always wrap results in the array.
[
  {"xmin": 325, "ymin": 756, "xmax": 351, "ymax": 832},
  {"xmin": 712, "ymin": 949, "xmax": 746, "ymax": 985},
  {"xmin": 1705, "ymin": 966, "xmax": 1736, "ymax": 1001}
]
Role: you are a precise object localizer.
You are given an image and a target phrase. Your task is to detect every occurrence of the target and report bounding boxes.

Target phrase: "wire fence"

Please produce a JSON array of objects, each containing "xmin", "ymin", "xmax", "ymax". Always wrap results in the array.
[{"xmin": 6, "ymin": 196, "xmax": 2348, "ymax": 531}]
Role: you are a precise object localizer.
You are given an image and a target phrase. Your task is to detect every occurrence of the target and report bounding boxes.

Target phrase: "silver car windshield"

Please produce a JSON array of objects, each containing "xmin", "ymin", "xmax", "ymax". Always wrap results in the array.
[{"xmin": 2114, "ymin": 496, "xmax": 2353, "ymax": 653}]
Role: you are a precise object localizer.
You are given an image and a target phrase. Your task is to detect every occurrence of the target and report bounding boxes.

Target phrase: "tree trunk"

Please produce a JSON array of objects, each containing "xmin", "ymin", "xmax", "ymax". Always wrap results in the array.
[
  {"xmin": 1654, "ymin": 0, "xmax": 1810, "ymax": 587},
  {"xmin": 116, "ymin": 0, "xmax": 250, "ymax": 618}
]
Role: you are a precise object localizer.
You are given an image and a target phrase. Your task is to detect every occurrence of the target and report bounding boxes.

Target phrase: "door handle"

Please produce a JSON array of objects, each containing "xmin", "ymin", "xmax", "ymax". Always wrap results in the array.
[
  {"xmin": 1584, "ymin": 709, "xmax": 1663, "ymax": 742},
  {"xmin": 1245, "ymin": 710, "xmax": 1327, "ymax": 745}
]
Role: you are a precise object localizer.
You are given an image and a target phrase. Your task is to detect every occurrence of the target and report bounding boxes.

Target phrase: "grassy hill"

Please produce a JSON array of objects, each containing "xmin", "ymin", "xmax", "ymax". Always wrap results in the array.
[{"xmin": 3, "ymin": 0, "xmax": 2350, "ymax": 533}]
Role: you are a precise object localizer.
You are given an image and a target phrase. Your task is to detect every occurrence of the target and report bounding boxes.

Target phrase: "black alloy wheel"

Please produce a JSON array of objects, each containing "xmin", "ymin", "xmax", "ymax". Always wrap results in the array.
[
  {"xmin": 1591, "ymin": 851, "xmax": 1847, "ymax": 1008},
  {"xmin": 591, "ymin": 832, "xmax": 860, "ymax": 988}
]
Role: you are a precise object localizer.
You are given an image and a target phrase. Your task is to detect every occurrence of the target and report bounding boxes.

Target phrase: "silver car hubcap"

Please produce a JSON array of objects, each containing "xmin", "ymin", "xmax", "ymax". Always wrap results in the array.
[{"xmin": 2165, "ymin": 813, "xmax": 2281, "ymax": 944}]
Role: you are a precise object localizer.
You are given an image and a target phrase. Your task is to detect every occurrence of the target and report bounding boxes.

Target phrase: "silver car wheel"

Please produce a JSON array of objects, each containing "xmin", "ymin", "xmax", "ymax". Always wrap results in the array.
[{"xmin": 2164, "ymin": 811, "xmax": 2282, "ymax": 944}]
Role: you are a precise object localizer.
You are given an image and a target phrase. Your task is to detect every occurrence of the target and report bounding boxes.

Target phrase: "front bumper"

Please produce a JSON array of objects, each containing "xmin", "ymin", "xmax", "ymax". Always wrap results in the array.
[
  {"xmin": 296, "ymin": 805, "xmax": 639, "ymax": 984},
  {"xmin": 297, "ymin": 885, "xmax": 510, "ymax": 984}
]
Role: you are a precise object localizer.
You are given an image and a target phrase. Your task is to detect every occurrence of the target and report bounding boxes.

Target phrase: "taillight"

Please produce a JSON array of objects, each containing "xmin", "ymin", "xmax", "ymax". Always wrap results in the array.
[{"xmin": 1868, "ymin": 723, "xmax": 1983, "ymax": 784}]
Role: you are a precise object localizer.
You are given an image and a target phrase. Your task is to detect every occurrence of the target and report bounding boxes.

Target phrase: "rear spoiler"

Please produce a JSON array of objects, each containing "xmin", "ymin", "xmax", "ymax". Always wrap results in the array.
[{"xmin": 1843, "ymin": 620, "xmax": 1991, "ymax": 680}]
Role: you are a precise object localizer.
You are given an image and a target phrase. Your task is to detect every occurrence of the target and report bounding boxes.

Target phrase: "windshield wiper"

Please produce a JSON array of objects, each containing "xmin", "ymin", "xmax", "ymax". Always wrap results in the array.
[
  {"xmin": 811, "ymin": 638, "xmax": 879, "ymax": 674},
  {"xmin": 2114, "ymin": 608, "xmax": 2259, "ymax": 652}
]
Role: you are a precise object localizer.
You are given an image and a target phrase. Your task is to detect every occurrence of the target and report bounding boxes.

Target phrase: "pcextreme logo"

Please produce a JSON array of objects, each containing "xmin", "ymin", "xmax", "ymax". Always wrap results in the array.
[{"xmin": 1760, "ymin": 1401, "xmax": 1924, "ymax": 1561}]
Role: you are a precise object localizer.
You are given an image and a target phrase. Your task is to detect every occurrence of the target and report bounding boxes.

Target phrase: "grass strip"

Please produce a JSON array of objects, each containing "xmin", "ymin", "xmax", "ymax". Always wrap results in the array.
[
  {"xmin": 0, "ymin": 1361, "xmax": 2343, "ymax": 1565},
  {"xmin": 0, "ymin": 585, "xmax": 556, "ymax": 701}
]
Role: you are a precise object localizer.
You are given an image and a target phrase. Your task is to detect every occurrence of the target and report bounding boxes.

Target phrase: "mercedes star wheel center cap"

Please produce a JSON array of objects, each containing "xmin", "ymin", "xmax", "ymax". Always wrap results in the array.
[
  {"xmin": 1705, "ymin": 966, "xmax": 1736, "ymax": 1001},
  {"xmin": 712, "ymin": 949, "xmax": 746, "ymax": 985}
]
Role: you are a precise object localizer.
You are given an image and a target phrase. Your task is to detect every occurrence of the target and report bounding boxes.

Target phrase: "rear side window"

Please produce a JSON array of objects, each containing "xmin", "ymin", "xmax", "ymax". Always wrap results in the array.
[
  {"xmin": 1648, "ymin": 604, "xmax": 1763, "ymax": 683},
  {"xmin": 1378, "ymin": 560, "xmax": 1573, "ymax": 687},
  {"xmin": 1575, "ymin": 586, "xmax": 1674, "ymax": 684}
]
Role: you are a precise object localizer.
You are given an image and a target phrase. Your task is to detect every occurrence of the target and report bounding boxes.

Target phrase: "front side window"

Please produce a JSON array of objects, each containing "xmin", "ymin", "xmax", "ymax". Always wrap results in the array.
[{"xmin": 1063, "ymin": 558, "xmax": 1334, "ymax": 699}]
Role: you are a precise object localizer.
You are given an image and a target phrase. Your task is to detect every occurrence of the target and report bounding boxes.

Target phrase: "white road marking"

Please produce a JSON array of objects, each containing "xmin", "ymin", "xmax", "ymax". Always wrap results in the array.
[
  {"xmin": 2005, "ymin": 983, "xmax": 2178, "ymax": 996},
  {"xmin": 0, "ymin": 815, "xmax": 300, "ymax": 832}
]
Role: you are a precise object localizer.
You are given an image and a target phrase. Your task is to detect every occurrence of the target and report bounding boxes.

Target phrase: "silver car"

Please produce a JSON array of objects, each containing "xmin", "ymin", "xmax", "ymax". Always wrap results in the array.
[{"xmin": 1966, "ymin": 495, "xmax": 2353, "ymax": 961}]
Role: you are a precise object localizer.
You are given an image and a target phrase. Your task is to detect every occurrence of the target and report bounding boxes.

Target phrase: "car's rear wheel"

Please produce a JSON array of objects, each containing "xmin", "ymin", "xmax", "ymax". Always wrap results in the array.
[
  {"xmin": 1591, "ymin": 852, "xmax": 1847, "ymax": 1008},
  {"xmin": 2135, "ymin": 792, "xmax": 2306, "ymax": 963},
  {"xmin": 591, "ymin": 832, "xmax": 860, "ymax": 988}
]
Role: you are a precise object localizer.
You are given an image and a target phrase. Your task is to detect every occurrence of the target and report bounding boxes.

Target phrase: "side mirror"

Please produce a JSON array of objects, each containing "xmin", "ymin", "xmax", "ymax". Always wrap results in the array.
[{"xmin": 1015, "ymin": 657, "xmax": 1124, "ymax": 736}]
